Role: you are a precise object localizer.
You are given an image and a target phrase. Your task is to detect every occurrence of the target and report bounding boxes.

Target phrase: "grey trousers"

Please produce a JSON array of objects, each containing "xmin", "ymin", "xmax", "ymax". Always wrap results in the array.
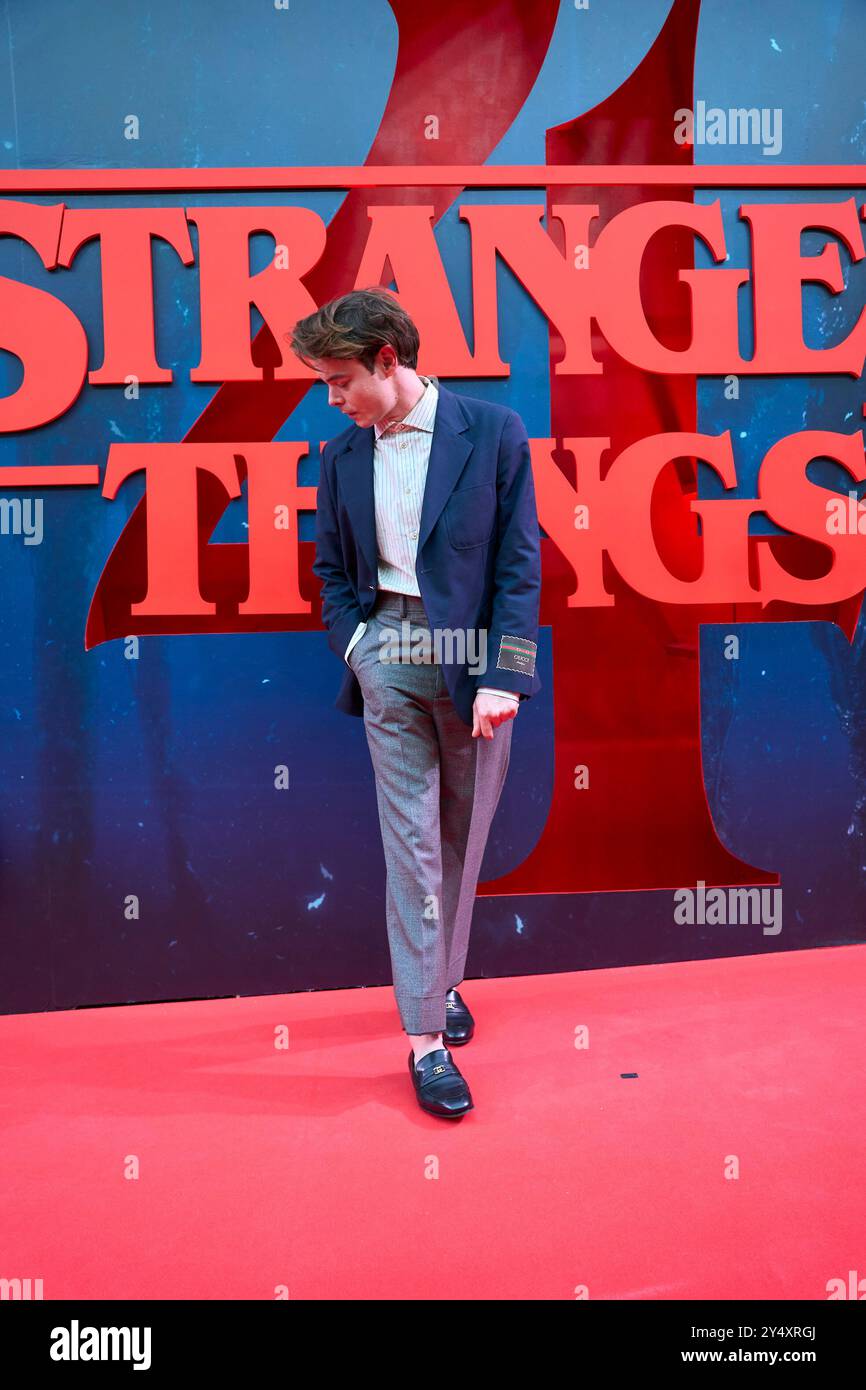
[{"xmin": 349, "ymin": 590, "xmax": 513, "ymax": 1035}]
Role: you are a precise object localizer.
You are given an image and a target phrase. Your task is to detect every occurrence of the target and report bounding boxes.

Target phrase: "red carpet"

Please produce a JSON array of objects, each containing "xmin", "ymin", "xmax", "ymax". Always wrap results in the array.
[{"xmin": 1, "ymin": 945, "xmax": 863, "ymax": 1300}]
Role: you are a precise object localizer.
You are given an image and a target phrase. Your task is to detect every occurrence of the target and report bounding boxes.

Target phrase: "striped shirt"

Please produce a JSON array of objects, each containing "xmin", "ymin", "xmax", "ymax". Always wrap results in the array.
[{"xmin": 342, "ymin": 374, "xmax": 518, "ymax": 705}]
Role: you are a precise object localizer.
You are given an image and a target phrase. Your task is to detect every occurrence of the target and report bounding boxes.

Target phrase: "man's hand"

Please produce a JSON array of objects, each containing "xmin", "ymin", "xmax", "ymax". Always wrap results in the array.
[{"xmin": 472, "ymin": 691, "xmax": 518, "ymax": 740}]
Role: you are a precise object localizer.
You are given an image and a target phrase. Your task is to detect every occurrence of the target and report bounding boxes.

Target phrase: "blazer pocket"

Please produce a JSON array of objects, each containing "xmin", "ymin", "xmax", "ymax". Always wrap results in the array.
[{"xmin": 443, "ymin": 482, "xmax": 496, "ymax": 550}]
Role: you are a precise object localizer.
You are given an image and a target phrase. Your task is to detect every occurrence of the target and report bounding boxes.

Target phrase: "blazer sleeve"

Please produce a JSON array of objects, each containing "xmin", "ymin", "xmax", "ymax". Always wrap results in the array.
[
  {"xmin": 475, "ymin": 409, "xmax": 542, "ymax": 702},
  {"xmin": 312, "ymin": 443, "xmax": 368, "ymax": 664}
]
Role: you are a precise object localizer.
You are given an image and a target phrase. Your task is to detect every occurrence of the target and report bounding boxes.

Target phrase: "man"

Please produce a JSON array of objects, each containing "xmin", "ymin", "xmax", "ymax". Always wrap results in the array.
[{"xmin": 288, "ymin": 288, "xmax": 541, "ymax": 1119}]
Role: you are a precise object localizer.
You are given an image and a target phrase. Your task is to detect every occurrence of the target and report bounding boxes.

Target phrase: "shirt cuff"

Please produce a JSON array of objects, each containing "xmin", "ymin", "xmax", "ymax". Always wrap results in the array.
[
  {"xmin": 476, "ymin": 686, "xmax": 520, "ymax": 704},
  {"xmin": 344, "ymin": 621, "xmax": 367, "ymax": 665}
]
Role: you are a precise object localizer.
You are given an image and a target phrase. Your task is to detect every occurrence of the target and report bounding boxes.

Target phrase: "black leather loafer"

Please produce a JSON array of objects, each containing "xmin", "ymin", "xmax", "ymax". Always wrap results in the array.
[
  {"xmin": 408, "ymin": 1047, "xmax": 473, "ymax": 1118},
  {"xmin": 443, "ymin": 988, "xmax": 474, "ymax": 1046}
]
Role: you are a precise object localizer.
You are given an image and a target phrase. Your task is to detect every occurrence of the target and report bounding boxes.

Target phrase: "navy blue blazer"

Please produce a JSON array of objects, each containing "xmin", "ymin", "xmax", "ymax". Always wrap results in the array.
[{"xmin": 312, "ymin": 379, "xmax": 542, "ymax": 728}]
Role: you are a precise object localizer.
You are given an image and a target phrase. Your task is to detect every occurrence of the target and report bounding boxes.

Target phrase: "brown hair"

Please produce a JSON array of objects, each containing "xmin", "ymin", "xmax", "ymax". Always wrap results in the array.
[{"xmin": 286, "ymin": 287, "xmax": 420, "ymax": 374}]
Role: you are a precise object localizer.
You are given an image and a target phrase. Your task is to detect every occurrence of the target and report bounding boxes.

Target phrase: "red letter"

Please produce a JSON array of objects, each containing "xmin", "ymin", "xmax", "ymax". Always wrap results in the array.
[
  {"xmin": 742, "ymin": 199, "xmax": 866, "ymax": 375},
  {"xmin": 102, "ymin": 444, "xmax": 241, "ymax": 616},
  {"xmin": 461, "ymin": 202, "xmax": 600, "ymax": 375},
  {"xmin": 57, "ymin": 208, "xmax": 194, "ymax": 384},
  {"xmin": 592, "ymin": 200, "xmax": 748, "ymax": 373},
  {"xmin": 356, "ymin": 205, "xmax": 485, "ymax": 375},
  {"xmin": 758, "ymin": 430, "xmax": 866, "ymax": 603},
  {"xmin": 0, "ymin": 201, "xmax": 88, "ymax": 431},
  {"xmin": 239, "ymin": 443, "xmax": 317, "ymax": 615},
  {"xmin": 603, "ymin": 431, "xmax": 761, "ymax": 603},
  {"xmin": 188, "ymin": 207, "xmax": 324, "ymax": 382}
]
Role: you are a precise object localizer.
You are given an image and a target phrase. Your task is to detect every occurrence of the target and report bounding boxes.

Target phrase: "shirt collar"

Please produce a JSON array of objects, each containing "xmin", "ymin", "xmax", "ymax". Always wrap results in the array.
[{"xmin": 373, "ymin": 375, "xmax": 438, "ymax": 439}]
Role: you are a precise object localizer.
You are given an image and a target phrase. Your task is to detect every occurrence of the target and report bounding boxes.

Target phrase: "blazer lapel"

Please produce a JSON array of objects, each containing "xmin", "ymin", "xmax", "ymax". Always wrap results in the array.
[{"xmin": 333, "ymin": 380, "xmax": 474, "ymax": 579}]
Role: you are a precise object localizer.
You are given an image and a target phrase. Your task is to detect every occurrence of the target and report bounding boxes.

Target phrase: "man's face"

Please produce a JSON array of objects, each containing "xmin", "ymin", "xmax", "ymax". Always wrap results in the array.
[{"xmin": 310, "ymin": 351, "xmax": 397, "ymax": 429}]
